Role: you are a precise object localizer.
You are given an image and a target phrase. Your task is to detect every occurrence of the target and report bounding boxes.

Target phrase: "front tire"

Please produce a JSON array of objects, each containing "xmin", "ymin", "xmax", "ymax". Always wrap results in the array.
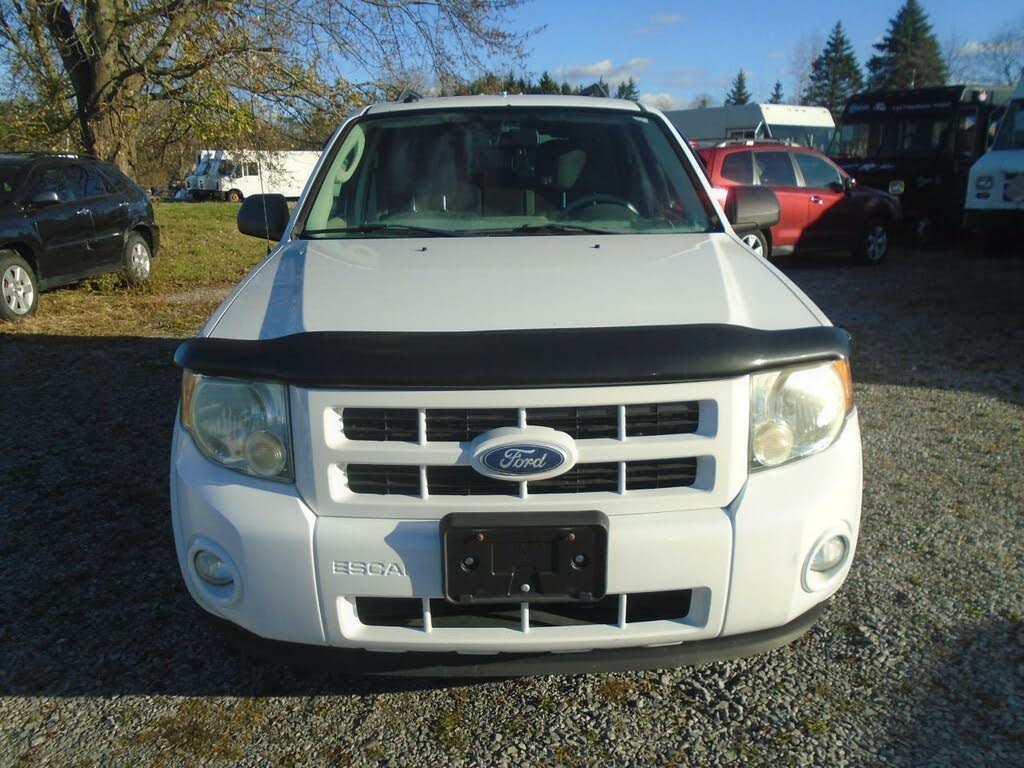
[
  {"xmin": 0, "ymin": 251, "xmax": 38, "ymax": 321},
  {"xmin": 226, "ymin": 189, "xmax": 243, "ymax": 203},
  {"xmin": 740, "ymin": 230, "xmax": 770, "ymax": 259},
  {"xmin": 855, "ymin": 220, "xmax": 890, "ymax": 264},
  {"xmin": 122, "ymin": 233, "xmax": 152, "ymax": 286}
]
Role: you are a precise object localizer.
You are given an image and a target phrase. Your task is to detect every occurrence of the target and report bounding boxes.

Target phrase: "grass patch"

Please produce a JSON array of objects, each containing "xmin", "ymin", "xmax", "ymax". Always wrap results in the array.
[
  {"xmin": 594, "ymin": 676, "xmax": 634, "ymax": 705},
  {"xmin": 3, "ymin": 202, "xmax": 266, "ymax": 338},
  {"xmin": 130, "ymin": 698, "xmax": 267, "ymax": 766}
]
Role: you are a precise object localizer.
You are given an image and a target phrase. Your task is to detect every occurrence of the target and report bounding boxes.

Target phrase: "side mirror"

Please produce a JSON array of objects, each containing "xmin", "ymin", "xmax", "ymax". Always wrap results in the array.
[
  {"xmin": 844, "ymin": 176, "xmax": 857, "ymax": 192},
  {"xmin": 237, "ymin": 194, "xmax": 290, "ymax": 241},
  {"xmin": 724, "ymin": 185, "xmax": 780, "ymax": 232},
  {"xmin": 29, "ymin": 191, "xmax": 60, "ymax": 207}
]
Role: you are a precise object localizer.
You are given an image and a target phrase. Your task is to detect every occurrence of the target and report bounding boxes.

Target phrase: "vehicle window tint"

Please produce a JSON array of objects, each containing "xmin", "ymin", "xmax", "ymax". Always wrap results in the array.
[
  {"xmin": 753, "ymin": 151, "xmax": 797, "ymax": 186},
  {"xmin": 955, "ymin": 108, "xmax": 978, "ymax": 155},
  {"xmin": 29, "ymin": 167, "xmax": 75, "ymax": 201},
  {"xmin": 720, "ymin": 152, "xmax": 753, "ymax": 184},
  {"xmin": 794, "ymin": 153, "xmax": 842, "ymax": 188},
  {"xmin": 81, "ymin": 165, "xmax": 113, "ymax": 196},
  {"xmin": 61, "ymin": 165, "xmax": 90, "ymax": 200}
]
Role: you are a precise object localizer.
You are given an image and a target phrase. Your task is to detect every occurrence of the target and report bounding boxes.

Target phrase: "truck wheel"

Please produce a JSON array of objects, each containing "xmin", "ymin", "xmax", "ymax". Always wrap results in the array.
[
  {"xmin": 227, "ymin": 189, "xmax": 243, "ymax": 203},
  {"xmin": 122, "ymin": 233, "xmax": 152, "ymax": 286},
  {"xmin": 740, "ymin": 230, "xmax": 770, "ymax": 259},
  {"xmin": 855, "ymin": 220, "xmax": 889, "ymax": 264},
  {"xmin": 0, "ymin": 250, "xmax": 38, "ymax": 321}
]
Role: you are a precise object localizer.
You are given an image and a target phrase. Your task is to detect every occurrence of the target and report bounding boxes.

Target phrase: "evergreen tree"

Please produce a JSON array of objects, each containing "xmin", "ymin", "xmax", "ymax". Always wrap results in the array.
[
  {"xmin": 803, "ymin": 21, "xmax": 864, "ymax": 118},
  {"xmin": 614, "ymin": 77, "xmax": 640, "ymax": 100},
  {"xmin": 867, "ymin": 0, "xmax": 947, "ymax": 89},
  {"xmin": 725, "ymin": 70, "xmax": 751, "ymax": 105},
  {"xmin": 769, "ymin": 81, "xmax": 785, "ymax": 104},
  {"xmin": 537, "ymin": 71, "xmax": 559, "ymax": 94},
  {"xmin": 560, "ymin": 81, "xmax": 573, "ymax": 95}
]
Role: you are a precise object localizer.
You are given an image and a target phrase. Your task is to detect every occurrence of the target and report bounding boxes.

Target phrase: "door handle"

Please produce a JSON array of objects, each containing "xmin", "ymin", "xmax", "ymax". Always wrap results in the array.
[
  {"xmin": 809, "ymin": 196, "xmax": 824, "ymax": 205},
  {"xmin": 76, "ymin": 208, "xmax": 90, "ymax": 215}
]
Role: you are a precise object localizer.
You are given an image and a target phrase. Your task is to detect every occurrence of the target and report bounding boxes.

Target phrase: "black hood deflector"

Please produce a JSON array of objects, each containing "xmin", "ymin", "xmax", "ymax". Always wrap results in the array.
[{"xmin": 174, "ymin": 324, "xmax": 851, "ymax": 389}]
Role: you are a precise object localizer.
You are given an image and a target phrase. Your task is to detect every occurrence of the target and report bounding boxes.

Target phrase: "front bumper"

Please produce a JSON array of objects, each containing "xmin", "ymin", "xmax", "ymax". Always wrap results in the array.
[{"xmin": 170, "ymin": 414, "xmax": 862, "ymax": 669}]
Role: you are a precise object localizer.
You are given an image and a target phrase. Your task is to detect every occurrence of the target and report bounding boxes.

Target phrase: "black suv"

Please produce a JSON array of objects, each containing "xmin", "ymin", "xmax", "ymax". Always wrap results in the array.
[{"xmin": 0, "ymin": 153, "xmax": 159, "ymax": 321}]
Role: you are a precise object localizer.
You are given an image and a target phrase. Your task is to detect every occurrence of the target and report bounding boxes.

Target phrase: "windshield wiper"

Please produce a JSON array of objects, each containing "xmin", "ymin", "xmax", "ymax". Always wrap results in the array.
[
  {"xmin": 479, "ymin": 222, "xmax": 622, "ymax": 236},
  {"xmin": 301, "ymin": 223, "xmax": 458, "ymax": 238}
]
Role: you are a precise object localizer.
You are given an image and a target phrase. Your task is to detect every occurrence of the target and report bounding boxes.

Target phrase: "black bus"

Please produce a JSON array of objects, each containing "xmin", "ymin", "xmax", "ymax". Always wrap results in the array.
[{"xmin": 829, "ymin": 85, "xmax": 1011, "ymax": 243}]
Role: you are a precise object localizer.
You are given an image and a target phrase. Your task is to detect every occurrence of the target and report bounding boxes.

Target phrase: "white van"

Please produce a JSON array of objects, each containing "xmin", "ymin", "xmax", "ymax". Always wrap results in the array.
[
  {"xmin": 965, "ymin": 78, "xmax": 1024, "ymax": 231},
  {"xmin": 664, "ymin": 104, "xmax": 836, "ymax": 152},
  {"xmin": 185, "ymin": 150, "xmax": 320, "ymax": 202}
]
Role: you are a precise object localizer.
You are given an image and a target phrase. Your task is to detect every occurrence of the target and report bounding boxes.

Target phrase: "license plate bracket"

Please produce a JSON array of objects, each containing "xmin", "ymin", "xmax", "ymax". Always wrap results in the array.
[{"xmin": 440, "ymin": 511, "xmax": 608, "ymax": 604}]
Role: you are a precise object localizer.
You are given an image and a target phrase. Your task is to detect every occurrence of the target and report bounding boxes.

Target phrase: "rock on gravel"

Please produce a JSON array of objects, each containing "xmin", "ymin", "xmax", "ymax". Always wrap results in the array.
[{"xmin": 0, "ymin": 245, "xmax": 1021, "ymax": 768}]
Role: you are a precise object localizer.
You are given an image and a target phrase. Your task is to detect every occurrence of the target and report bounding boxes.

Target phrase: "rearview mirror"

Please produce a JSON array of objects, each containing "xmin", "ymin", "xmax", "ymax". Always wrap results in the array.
[
  {"xmin": 237, "ymin": 194, "xmax": 290, "ymax": 241},
  {"xmin": 724, "ymin": 186, "xmax": 780, "ymax": 232},
  {"xmin": 29, "ymin": 191, "xmax": 60, "ymax": 207}
]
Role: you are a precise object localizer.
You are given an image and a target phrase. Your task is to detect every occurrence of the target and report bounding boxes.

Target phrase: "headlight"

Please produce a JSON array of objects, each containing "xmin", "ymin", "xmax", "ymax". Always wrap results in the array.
[
  {"xmin": 749, "ymin": 359, "xmax": 853, "ymax": 470},
  {"xmin": 974, "ymin": 175, "xmax": 994, "ymax": 191},
  {"xmin": 180, "ymin": 372, "xmax": 292, "ymax": 481},
  {"xmin": 888, "ymin": 180, "xmax": 905, "ymax": 195}
]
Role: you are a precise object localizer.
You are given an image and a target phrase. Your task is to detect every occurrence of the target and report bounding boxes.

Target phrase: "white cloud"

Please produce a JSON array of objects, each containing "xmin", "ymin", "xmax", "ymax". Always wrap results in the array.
[
  {"xmin": 639, "ymin": 92, "xmax": 684, "ymax": 110},
  {"xmin": 634, "ymin": 13, "xmax": 687, "ymax": 36},
  {"xmin": 960, "ymin": 39, "xmax": 1024, "ymax": 56},
  {"xmin": 555, "ymin": 57, "xmax": 654, "ymax": 86}
]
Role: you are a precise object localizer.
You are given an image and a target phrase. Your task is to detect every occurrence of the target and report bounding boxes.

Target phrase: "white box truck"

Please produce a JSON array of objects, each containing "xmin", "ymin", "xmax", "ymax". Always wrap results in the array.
[
  {"xmin": 184, "ymin": 149, "xmax": 320, "ymax": 202},
  {"xmin": 965, "ymin": 77, "xmax": 1024, "ymax": 233},
  {"xmin": 664, "ymin": 104, "xmax": 836, "ymax": 152}
]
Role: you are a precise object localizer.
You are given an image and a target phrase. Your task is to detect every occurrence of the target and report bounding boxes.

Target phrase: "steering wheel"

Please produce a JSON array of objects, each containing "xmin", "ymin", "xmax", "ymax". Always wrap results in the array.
[{"xmin": 558, "ymin": 193, "xmax": 640, "ymax": 218}]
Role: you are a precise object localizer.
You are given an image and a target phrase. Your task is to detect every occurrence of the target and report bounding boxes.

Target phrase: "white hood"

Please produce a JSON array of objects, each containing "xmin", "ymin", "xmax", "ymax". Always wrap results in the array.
[{"xmin": 207, "ymin": 233, "xmax": 825, "ymax": 340}]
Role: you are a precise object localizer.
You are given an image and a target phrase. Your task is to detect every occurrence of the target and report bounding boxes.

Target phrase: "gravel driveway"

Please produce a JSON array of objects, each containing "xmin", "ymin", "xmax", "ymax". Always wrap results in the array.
[{"xmin": 1, "ymin": 244, "xmax": 1021, "ymax": 768}]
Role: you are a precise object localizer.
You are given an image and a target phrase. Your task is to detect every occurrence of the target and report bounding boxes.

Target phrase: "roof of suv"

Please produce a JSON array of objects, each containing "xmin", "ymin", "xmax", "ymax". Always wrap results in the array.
[{"xmin": 364, "ymin": 94, "xmax": 644, "ymax": 115}]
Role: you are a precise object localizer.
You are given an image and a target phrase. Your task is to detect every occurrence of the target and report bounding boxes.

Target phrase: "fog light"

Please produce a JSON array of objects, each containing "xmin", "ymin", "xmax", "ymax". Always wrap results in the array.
[
  {"xmin": 752, "ymin": 420, "xmax": 794, "ymax": 466},
  {"xmin": 244, "ymin": 430, "xmax": 288, "ymax": 477},
  {"xmin": 194, "ymin": 549, "xmax": 233, "ymax": 586},
  {"xmin": 810, "ymin": 535, "xmax": 848, "ymax": 572}
]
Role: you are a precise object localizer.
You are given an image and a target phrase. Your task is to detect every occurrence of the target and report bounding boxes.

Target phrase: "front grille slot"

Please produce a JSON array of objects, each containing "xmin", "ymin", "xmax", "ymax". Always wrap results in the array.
[
  {"xmin": 355, "ymin": 590, "xmax": 692, "ymax": 630},
  {"xmin": 345, "ymin": 458, "xmax": 697, "ymax": 497},
  {"xmin": 343, "ymin": 401, "xmax": 700, "ymax": 443}
]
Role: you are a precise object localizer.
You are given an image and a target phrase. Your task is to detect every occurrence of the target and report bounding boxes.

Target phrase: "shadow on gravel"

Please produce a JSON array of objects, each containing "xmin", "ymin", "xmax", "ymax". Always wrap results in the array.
[
  {"xmin": 773, "ymin": 245, "xmax": 1024, "ymax": 405},
  {"xmin": 0, "ymin": 334, "xmax": 439, "ymax": 698},
  {"xmin": 879, "ymin": 617, "xmax": 1024, "ymax": 766}
]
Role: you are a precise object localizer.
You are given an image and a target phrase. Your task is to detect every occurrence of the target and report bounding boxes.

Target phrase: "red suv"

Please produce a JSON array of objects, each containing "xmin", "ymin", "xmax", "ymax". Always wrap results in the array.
[{"xmin": 697, "ymin": 141, "xmax": 900, "ymax": 263}]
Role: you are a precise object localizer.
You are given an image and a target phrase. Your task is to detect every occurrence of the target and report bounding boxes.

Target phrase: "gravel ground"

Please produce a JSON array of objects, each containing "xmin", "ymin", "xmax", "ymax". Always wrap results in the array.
[{"xmin": 1, "ymin": 243, "xmax": 1021, "ymax": 768}]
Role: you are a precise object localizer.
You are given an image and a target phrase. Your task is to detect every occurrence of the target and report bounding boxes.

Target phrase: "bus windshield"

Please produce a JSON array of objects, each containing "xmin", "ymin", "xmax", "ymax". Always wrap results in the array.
[
  {"xmin": 298, "ymin": 108, "xmax": 716, "ymax": 239},
  {"xmin": 992, "ymin": 100, "xmax": 1024, "ymax": 150}
]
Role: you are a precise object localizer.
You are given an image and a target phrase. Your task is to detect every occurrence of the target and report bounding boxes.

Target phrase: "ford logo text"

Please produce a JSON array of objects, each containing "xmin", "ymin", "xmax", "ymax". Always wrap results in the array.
[{"xmin": 481, "ymin": 445, "xmax": 566, "ymax": 476}]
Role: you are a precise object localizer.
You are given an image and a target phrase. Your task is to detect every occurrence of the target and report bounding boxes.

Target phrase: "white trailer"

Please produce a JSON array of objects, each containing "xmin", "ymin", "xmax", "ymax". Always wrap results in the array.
[
  {"xmin": 185, "ymin": 149, "xmax": 320, "ymax": 201},
  {"xmin": 663, "ymin": 104, "xmax": 836, "ymax": 151}
]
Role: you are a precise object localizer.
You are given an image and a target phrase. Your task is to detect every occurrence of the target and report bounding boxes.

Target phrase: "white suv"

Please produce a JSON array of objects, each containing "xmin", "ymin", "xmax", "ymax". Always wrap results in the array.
[{"xmin": 171, "ymin": 95, "xmax": 862, "ymax": 676}]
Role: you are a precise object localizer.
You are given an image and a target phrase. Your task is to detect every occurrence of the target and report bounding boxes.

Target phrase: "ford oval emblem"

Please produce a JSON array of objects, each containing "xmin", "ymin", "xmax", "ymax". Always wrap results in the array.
[{"xmin": 481, "ymin": 444, "xmax": 566, "ymax": 477}]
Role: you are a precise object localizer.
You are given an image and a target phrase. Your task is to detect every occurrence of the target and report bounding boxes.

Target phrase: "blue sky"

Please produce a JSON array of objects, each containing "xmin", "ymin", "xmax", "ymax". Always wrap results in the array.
[{"xmin": 499, "ymin": 0, "xmax": 1023, "ymax": 106}]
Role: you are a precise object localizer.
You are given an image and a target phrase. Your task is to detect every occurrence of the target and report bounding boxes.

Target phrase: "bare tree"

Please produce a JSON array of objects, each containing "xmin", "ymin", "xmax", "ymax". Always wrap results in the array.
[
  {"xmin": 789, "ymin": 32, "xmax": 823, "ymax": 104},
  {"xmin": 943, "ymin": 29, "xmax": 973, "ymax": 83},
  {"xmin": 0, "ymin": 0, "xmax": 531, "ymax": 172}
]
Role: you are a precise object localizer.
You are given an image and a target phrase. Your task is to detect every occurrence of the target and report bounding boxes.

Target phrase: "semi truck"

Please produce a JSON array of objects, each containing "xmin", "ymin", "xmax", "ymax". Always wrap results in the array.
[
  {"xmin": 663, "ymin": 104, "xmax": 836, "ymax": 152},
  {"xmin": 184, "ymin": 149, "xmax": 320, "ymax": 202}
]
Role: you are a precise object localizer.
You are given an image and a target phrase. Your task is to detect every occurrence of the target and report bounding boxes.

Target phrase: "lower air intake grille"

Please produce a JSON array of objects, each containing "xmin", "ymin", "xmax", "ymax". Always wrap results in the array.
[{"xmin": 345, "ymin": 458, "xmax": 698, "ymax": 497}]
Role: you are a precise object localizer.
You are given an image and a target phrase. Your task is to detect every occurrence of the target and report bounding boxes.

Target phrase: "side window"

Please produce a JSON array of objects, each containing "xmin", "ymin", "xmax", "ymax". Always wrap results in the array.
[
  {"xmin": 956, "ymin": 108, "xmax": 979, "ymax": 156},
  {"xmin": 753, "ymin": 151, "xmax": 798, "ymax": 187},
  {"xmin": 794, "ymin": 153, "xmax": 842, "ymax": 189},
  {"xmin": 720, "ymin": 152, "xmax": 753, "ymax": 184},
  {"xmin": 81, "ymin": 165, "xmax": 113, "ymax": 197},
  {"xmin": 61, "ymin": 165, "xmax": 90, "ymax": 200},
  {"xmin": 29, "ymin": 167, "xmax": 72, "ymax": 201}
]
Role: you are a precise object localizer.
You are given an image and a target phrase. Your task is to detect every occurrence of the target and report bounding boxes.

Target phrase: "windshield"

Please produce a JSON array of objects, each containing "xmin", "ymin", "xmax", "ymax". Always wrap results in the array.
[
  {"xmin": 993, "ymin": 100, "xmax": 1024, "ymax": 150},
  {"xmin": 830, "ymin": 115, "xmax": 951, "ymax": 160},
  {"xmin": 298, "ymin": 108, "xmax": 715, "ymax": 238},
  {"xmin": 768, "ymin": 124, "xmax": 834, "ymax": 152},
  {"xmin": 195, "ymin": 160, "xmax": 210, "ymax": 176}
]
